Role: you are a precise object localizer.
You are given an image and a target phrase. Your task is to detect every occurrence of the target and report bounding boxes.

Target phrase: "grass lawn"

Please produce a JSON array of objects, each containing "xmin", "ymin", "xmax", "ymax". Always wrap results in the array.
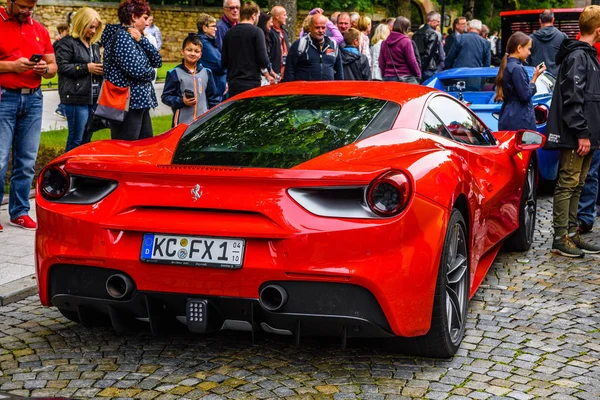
[
  {"xmin": 39, "ymin": 114, "xmax": 173, "ymax": 150},
  {"xmin": 41, "ymin": 62, "xmax": 178, "ymax": 89}
]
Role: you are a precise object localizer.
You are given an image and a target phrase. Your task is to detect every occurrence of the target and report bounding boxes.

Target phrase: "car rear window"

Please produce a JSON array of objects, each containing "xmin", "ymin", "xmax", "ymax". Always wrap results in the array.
[{"xmin": 172, "ymin": 95, "xmax": 395, "ymax": 169}]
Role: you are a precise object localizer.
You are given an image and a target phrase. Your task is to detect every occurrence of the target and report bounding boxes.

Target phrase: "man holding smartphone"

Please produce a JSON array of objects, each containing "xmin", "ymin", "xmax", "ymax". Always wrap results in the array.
[{"xmin": 0, "ymin": 0, "xmax": 57, "ymax": 232}]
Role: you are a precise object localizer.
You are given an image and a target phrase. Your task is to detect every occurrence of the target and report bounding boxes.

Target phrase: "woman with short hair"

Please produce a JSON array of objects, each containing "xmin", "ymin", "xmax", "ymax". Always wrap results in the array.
[
  {"xmin": 100, "ymin": 0, "xmax": 162, "ymax": 141},
  {"xmin": 55, "ymin": 7, "xmax": 104, "ymax": 152}
]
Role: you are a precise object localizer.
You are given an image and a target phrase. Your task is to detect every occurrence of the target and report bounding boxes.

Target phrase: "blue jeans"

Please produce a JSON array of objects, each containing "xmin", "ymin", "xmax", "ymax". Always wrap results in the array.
[
  {"xmin": 577, "ymin": 149, "xmax": 600, "ymax": 226},
  {"xmin": 64, "ymin": 104, "xmax": 93, "ymax": 152},
  {"xmin": 0, "ymin": 88, "xmax": 43, "ymax": 220}
]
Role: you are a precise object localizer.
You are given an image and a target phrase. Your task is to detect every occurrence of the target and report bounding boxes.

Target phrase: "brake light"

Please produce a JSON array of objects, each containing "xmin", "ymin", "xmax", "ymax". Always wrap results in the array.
[
  {"xmin": 366, "ymin": 171, "xmax": 412, "ymax": 217},
  {"xmin": 534, "ymin": 104, "xmax": 549, "ymax": 125},
  {"xmin": 39, "ymin": 165, "xmax": 69, "ymax": 200}
]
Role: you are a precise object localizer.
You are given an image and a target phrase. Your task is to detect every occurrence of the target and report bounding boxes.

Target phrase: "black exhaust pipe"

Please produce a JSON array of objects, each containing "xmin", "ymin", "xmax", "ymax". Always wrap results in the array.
[
  {"xmin": 106, "ymin": 274, "xmax": 134, "ymax": 299},
  {"xmin": 259, "ymin": 285, "xmax": 288, "ymax": 311}
]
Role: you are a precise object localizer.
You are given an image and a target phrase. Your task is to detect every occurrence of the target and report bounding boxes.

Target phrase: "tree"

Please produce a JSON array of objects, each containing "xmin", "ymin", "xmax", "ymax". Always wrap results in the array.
[{"xmin": 396, "ymin": 0, "xmax": 411, "ymax": 19}]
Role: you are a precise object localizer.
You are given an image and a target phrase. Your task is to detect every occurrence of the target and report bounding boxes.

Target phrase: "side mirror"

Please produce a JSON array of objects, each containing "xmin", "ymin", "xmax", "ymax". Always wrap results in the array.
[
  {"xmin": 456, "ymin": 81, "xmax": 466, "ymax": 91},
  {"xmin": 508, "ymin": 129, "xmax": 546, "ymax": 157}
]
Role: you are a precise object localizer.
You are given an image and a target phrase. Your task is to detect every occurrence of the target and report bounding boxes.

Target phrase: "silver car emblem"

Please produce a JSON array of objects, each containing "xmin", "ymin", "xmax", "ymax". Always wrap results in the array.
[{"xmin": 191, "ymin": 184, "xmax": 202, "ymax": 202}]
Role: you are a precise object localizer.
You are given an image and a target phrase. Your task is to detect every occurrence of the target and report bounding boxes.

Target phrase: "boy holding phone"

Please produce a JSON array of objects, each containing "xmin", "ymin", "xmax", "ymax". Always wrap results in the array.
[{"xmin": 161, "ymin": 35, "xmax": 220, "ymax": 127}]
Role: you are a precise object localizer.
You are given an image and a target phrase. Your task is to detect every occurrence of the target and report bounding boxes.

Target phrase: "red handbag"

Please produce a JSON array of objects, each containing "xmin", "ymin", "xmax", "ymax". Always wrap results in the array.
[
  {"xmin": 93, "ymin": 28, "xmax": 130, "ymax": 122},
  {"xmin": 94, "ymin": 80, "xmax": 130, "ymax": 122}
]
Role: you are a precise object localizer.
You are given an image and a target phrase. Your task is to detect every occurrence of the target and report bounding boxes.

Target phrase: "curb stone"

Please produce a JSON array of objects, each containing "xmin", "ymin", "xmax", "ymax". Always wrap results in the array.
[{"xmin": 0, "ymin": 274, "xmax": 38, "ymax": 306}]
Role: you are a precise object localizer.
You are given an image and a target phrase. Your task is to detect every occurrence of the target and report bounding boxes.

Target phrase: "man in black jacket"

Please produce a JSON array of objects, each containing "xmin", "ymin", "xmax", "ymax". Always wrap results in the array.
[
  {"xmin": 283, "ymin": 14, "xmax": 343, "ymax": 82},
  {"xmin": 412, "ymin": 11, "xmax": 444, "ymax": 81},
  {"xmin": 221, "ymin": 1, "xmax": 273, "ymax": 97},
  {"xmin": 341, "ymin": 28, "xmax": 370, "ymax": 80},
  {"xmin": 269, "ymin": 6, "xmax": 290, "ymax": 79},
  {"xmin": 528, "ymin": 10, "xmax": 568, "ymax": 76},
  {"xmin": 546, "ymin": 5, "xmax": 600, "ymax": 257}
]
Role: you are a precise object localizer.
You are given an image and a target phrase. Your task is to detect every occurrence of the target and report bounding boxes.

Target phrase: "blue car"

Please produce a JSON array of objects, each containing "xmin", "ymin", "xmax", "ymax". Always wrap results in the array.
[{"xmin": 423, "ymin": 67, "xmax": 558, "ymax": 181}]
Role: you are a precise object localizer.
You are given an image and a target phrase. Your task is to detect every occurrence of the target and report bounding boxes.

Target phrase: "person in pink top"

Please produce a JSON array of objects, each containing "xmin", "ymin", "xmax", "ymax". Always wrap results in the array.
[{"xmin": 378, "ymin": 16, "xmax": 421, "ymax": 83}]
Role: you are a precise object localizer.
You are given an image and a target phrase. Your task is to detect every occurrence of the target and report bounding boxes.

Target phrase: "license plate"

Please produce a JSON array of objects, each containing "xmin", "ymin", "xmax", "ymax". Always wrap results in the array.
[{"xmin": 140, "ymin": 233, "xmax": 245, "ymax": 269}]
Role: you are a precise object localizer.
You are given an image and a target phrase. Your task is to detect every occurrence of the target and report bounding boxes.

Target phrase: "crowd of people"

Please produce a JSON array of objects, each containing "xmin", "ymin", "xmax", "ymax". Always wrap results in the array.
[{"xmin": 0, "ymin": 0, "xmax": 599, "ymax": 258}]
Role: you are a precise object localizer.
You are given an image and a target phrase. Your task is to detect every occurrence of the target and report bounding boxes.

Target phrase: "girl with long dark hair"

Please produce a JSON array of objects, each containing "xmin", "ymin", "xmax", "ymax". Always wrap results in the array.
[{"xmin": 496, "ymin": 31, "xmax": 546, "ymax": 131}]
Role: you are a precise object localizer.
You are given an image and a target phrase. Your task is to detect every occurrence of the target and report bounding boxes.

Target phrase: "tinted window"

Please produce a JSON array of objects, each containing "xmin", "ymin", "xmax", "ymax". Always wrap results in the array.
[
  {"xmin": 173, "ymin": 95, "xmax": 391, "ymax": 168},
  {"xmin": 422, "ymin": 108, "xmax": 451, "ymax": 139},
  {"xmin": 429, "ymin": 96, "xmax": 495, "ymax": 146}
]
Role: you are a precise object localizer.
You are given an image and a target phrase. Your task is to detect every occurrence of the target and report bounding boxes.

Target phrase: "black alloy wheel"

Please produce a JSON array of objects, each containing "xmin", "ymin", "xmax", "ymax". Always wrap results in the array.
[{"xmin": 388, "ymin": 209, "xmax": 470, "ymax": 358}]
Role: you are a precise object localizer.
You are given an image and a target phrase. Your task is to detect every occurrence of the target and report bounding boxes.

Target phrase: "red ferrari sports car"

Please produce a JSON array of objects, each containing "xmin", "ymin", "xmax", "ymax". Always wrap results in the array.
[{"xmin": 36, "ymin": 82, "xmax": 544, "ymax": 358}]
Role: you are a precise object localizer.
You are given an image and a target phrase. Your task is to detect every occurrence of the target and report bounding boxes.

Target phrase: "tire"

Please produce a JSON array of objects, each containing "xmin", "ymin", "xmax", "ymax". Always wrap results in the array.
[
  {"xmin": 386, "ymin": 209, "xmax": 470, "ymax": 358},
  {"xmin": 504, "ymin": 158, "xmax": 537, "ymax": 251}
]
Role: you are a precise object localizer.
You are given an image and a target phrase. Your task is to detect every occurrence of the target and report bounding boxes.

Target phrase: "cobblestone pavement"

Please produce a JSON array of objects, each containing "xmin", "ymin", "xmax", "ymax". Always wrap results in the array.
[{"xmin": 1, "ymin": 196, "xmax": 599, "ymax": 400}]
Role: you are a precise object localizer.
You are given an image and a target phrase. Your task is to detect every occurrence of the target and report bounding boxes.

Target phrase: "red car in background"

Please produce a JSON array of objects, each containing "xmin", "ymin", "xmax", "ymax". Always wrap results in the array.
[
  {"xmin": 500, "ymin": 8, "xmax": 582, "ymax": 54},
  {"xmin": 35, "ymin": 82, "xmax": 544, "ymax": 358},
  {"xmin": 501, "ymin": 8, "xmax": 600, "ymax": 60}
]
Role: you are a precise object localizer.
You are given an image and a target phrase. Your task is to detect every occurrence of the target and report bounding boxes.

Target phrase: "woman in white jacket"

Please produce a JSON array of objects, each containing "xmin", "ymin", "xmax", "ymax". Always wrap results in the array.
[{"xmin": 370, "ymin": 23, "xmax": 390, "ymax": 81}]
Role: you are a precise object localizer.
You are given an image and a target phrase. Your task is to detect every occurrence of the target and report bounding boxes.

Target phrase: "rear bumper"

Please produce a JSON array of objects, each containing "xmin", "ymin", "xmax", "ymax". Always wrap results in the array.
[
  {"xmin": 36, "ymin": 194, "xmax": 449, "ymax": 337},
  {"xmin": 49, "ymin": 264, "xmax": 394, "ymax": 338}
]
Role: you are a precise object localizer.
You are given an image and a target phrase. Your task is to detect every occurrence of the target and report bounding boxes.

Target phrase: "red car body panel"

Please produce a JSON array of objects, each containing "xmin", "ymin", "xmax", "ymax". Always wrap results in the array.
[{"xmin": 35, "ymin": 82, "xmax": 533, "ymax": 338}]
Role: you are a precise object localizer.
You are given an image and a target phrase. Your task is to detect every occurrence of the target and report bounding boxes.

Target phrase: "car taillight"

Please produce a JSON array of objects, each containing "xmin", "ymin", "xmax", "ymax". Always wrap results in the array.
[
  {"xmin": 366, "ymin": 171, "xmax": 412, "ymax": 217},
  {"xmin": 534, "ymin": 104, "xmax": 549, "ymax": 125},
  {"xmin": 40, "ymin": 165, "xmax": 69, "ymax": 200}
]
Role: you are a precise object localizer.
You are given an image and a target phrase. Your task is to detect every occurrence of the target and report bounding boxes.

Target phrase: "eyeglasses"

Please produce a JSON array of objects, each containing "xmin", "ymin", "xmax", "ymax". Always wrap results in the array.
[
  {"xmin": 207, "ymin": 24, "xmax": 217, "ymax": 28},
  {"xmin": 224, "ymin": 6, "xmax": 240, "ymax": 10},
  {"xmin": 12, "ymin": 1, "xmax": 36, "ymax": 15}
]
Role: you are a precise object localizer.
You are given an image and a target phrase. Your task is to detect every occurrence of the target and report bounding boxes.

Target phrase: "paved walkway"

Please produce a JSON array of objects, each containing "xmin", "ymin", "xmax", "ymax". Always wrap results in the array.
[{"xmin": 0, "ymin": 200, "xmax": 37, "ymax": 305}]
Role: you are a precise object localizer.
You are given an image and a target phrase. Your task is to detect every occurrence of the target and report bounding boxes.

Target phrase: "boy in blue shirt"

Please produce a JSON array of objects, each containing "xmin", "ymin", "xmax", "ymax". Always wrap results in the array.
[{"xmin": 162, "ymin": 34, "xmax": 220, "ymax": 126}]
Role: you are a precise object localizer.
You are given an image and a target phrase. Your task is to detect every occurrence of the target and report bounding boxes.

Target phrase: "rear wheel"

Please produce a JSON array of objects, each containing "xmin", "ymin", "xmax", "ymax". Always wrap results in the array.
[
  {"xmin": 387, "ymin": 209, "xmax": 470, "ymax": 358},
  {"xmin": 504, "ymin": 159, "xmax": 537, "ymax": 251}
]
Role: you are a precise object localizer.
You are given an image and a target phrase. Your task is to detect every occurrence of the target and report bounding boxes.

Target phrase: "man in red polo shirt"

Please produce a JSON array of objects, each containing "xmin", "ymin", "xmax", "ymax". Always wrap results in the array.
[{"xmin": 0, "ymin": 0, "xmax": 56, "ymax": 232}]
